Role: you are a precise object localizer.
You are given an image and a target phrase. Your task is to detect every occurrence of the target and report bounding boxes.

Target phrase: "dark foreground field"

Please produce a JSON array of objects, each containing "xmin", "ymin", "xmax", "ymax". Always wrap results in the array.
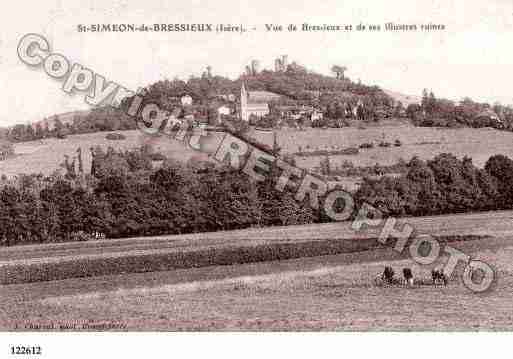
[
  {"xmin": 2, "ymin": 210, "xmax": 513, "ymax": 285},
  {"xmin": 1, "ymin": 236, "xmax": 513, "ymax": 330},
  {"xmin": 1, "ymin": 210, "xmax": 513, "ymax": 330}
]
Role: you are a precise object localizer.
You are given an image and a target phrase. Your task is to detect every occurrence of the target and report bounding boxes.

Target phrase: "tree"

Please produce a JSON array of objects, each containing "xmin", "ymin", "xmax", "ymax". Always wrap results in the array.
[
  {"xmin": 320, "ymin": 155, "xmax": 331, "ymax": 175},
  {"xmin": 53, "ymin": 116, "xmax": 70, "ymax": 139},
  {"xmin": 257, "ymin": 170, "xmax": 315, "ymax": 226},
  {"xmin": 9, "ymin": 124, "xmax": 27, "ymax": 142},
  {"xmin": 394, "ymin": 101, "xmax": 405, "ymax": 118},
  {"xmin": 428, "ymin": 154, "xmax": 474, "ymax": 213},
  {"xmin": 0, "ymin": 140, "xmax": 14, "ymax": 160},
  {"xmin": 53, "ymin": 116, "xmax": 64, "ymax": 134},
  {"xmin": 43, "ymin": 122, "xmax": 50, "ymax": 137},
  {"xmin": 77, "ymin": 148, "xmax": 84, "ymax": 174},
  {"xmin": 421, "ymin": 88, "xmax": 429, "ymax": 109},
  {"xmin": 98, "ymin": 153, "xmax": 129, "ymax": 178},
  {"xmin": 25, "ymin": 124, "xmax": 36, "ymax": 141},
  {"xmin": 331, "ymin": 65, "xmax": 347, "ymax": 80},
  {"xmin": 35, "ymin": 123, "xmax": 44, "ymax": 139},
  {"xmin": 421, "ymin": 89, "xmax": 437, "ymax": 116},
  {"xmin": 485, "ymin": 154, "xmax": 513, "ymax": 207},
  {"xmin": 406, "ymin": 103, "xmax": 422, "ymax": 122}
]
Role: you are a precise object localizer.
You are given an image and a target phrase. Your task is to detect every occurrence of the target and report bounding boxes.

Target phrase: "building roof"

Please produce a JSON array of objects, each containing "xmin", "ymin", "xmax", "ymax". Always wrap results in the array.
[
  {"xmin": 248, "ymin": 90, "xmax": 282, "ymax": 103},
  {"xmin": 245, "ymin": 103, "xmax": 269, "ymax": 111},
  {"xmin": 276, "ymin": 105, "xmax": 317, "ymax": 112}
]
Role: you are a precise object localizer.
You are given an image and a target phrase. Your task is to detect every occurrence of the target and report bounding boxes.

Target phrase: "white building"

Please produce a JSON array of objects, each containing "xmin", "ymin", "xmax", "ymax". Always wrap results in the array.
[
  {"xmin": 311, "ymin": 110, "xmax": 323, "ymax": 121},
  {"xmin": 181, "ymin": 95, "xmax": 193, "ymax": 106},
  {"xmin": 217, "ymin": 105, "xmax": 231, "ymax": 116}
]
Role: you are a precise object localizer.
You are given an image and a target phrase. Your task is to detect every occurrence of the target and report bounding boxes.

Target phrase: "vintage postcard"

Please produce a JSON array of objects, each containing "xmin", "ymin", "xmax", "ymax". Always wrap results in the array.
[{"xmin": 1, "ymin": 0, "xmax": 512, "ymax": 356}]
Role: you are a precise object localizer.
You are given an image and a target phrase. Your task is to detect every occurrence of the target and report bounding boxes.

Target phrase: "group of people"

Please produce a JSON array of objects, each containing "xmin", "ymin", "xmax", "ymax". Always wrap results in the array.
[{"xmin": 377, "ymin": 266, "xmax": 448, "ymax": 286}]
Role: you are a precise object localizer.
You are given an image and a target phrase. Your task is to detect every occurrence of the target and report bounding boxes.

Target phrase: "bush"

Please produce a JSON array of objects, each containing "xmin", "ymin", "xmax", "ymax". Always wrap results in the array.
[
  {"xmin": 0, "ymin": 143, "xmax": 511, "ymax": 248},
  {"xmin": 106, "ymin": 133, "xmax": 126, "ymax": 140},
  {"xmin": 0, "ymin": 140, "xmax": 14, "ymax": 160},
  {"xmin": 56, "ymin": 131, "xmax": 68, "ymax": 139},
  {"xmin": 0, "ymin": 237, "xmax": 390, "ymax": 284},
  {"xmin": 0, "ymin": 234, "xmax": 491, "ymax": 285},
  {"xmin": 342, "ymin": 147, "xmax": 359, "ymax": 155},
  {"xmin": 359, "ymin": 142, "xmax": 374, "ymax": 149},
  {"xmin": 340, "ymin": 160, "xmax": 354, "ymax": 168},
  {"xmin": 150, "ymin": 152, "xmax": 167, "ymax": 161},
  {"xmin": 70, "ymin": 231, "xmax": 94, "ymax": 242},
  {"xmin": 223, "ymin": 119, "xmax": 250, "ymax": 135},
  {"xmin": 355, "ymin": 154, "xmax": 503, "ymax": 217},
  {"xmin": 295, "ymin": 147, "xmax": 359, "ymax": 157}
]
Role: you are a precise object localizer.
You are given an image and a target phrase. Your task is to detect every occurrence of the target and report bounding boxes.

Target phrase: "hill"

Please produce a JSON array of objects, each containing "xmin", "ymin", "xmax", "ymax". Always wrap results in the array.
[
  {"xmin": 0, "ymin": 129, "xmax": 219, "ymax": 177},
  {"xmin": 2, "ymin": 124, "xmax": 513, "ymax": 179},
  {"xmin": 37, "ymin": 110, "xmax": 91, "ymax": 130},
  {"xmin": 251, "ymin": 125, "xmax": 513, "ymax": 168},
  {"xmin": 383, "ymin": 89, "xmax": 421, "ymax": 106}
]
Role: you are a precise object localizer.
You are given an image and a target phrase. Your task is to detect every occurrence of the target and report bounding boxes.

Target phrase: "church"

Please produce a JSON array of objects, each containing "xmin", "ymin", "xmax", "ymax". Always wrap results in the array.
[{"xmin": 240, "ymin": 83, "xmax": 271, "ymax": 122}]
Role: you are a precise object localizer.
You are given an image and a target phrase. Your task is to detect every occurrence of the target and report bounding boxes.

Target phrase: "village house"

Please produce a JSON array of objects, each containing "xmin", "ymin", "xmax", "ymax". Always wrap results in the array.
[
  {"xmin": 217, "ymin": 105, "xmax": 231, "ymax": 116},
  {"xmin": 275, "ymin": 105, "xmax": 323, "ymax": 122},
  {"xmin": 180, "ymin": 95, "xmax": 193, "ymax": 106},
  {"xmin": 217, "ymin": 93, "xmax": 236, "ymax": 102},
  {"xmin": 311, "ymin": 109, "xmax": 323, "ymax": 121}
]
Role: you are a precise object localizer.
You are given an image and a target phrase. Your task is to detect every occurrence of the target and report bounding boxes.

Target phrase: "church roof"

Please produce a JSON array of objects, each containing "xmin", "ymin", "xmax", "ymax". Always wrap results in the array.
[
  {"xmin": 245, "ymin": 103, "xmax": 269, "ymax": 110},
  {"xmin": 248, "ymin": 90, "xmax": 282, "ymax": 102}
]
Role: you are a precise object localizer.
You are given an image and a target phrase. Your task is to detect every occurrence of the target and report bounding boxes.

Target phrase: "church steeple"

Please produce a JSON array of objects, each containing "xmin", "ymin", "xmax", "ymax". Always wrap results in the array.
[
  {"xmin": 241, "ymin": 82, "xmax": 247, "ymax": 99},
  {"xmin": 240, "ymin": 82, "xmax": 249, "ymax": 121}
]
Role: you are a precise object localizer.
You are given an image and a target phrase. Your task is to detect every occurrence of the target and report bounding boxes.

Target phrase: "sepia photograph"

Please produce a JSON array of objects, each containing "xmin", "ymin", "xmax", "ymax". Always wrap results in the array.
[{"xmin": 1, "ymin": 0, "xmax": 513, "ymax": 356}]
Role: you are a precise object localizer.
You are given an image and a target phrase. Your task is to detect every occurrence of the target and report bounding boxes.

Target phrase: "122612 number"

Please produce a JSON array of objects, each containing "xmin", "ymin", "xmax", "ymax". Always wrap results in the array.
[{"xmin": 10, "ymin": 346, "xmax": 42, "ymax": 355}]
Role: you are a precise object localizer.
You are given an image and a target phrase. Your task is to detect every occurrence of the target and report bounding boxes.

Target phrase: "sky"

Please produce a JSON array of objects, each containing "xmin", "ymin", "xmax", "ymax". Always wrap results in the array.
[{"xmin": 1, "ymin": 0, "xmax": 513, "ymax": 126}]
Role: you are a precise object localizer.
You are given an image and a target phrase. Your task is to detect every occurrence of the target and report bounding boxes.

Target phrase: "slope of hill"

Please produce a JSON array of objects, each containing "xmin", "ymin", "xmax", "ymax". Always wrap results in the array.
[
  {"xmin": 2, "ymin": 125, "xmax": 513, "ymax": 178},
  {"xmin": 383, "ymin": 89, "xmax": 421, "ymax": 106},
  {"xmin": 0, "ymin": 130, "xmax": 218, "ymax": 177},
  {"xmin": 38, "ymin": 109, "xmax": 92, "ymax": 130},
  {"xmin": 251, "ymin": 125, "xmax": 513, "ymax": 168}
]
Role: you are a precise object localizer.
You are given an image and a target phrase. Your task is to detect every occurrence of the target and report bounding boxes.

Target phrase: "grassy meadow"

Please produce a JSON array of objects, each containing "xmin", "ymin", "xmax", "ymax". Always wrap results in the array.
[
  {"xmin": 2, "ymin": 233, "xmax": 512, "ymax": 330},
  {"xmin": 1, "ymin": 130, "xmax": 223, "ymax": 177},
  {"xmin": 251, "ymin": 125, "xmax": 513, "ymax": 169},
  {"xmin": 2, "ymin": 125, "xmax": 513, "ymax": 178}
]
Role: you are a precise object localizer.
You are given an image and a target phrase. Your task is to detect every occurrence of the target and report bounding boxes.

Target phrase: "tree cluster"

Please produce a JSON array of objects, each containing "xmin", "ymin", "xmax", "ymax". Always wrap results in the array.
[
  {"xmin": 1, "ymin": 142, "xmax": 512, "ymax": 246},
  {"xmin": 355, "ymin": 153, "xmax": 513, "ymax": 217},
  {"xmin": 0, "ymin": 146, "xmax": 315, "ymax": 246},
  {"xmin": 407, "ymin": 89, "xmax": 513, "ymax": 130}
]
